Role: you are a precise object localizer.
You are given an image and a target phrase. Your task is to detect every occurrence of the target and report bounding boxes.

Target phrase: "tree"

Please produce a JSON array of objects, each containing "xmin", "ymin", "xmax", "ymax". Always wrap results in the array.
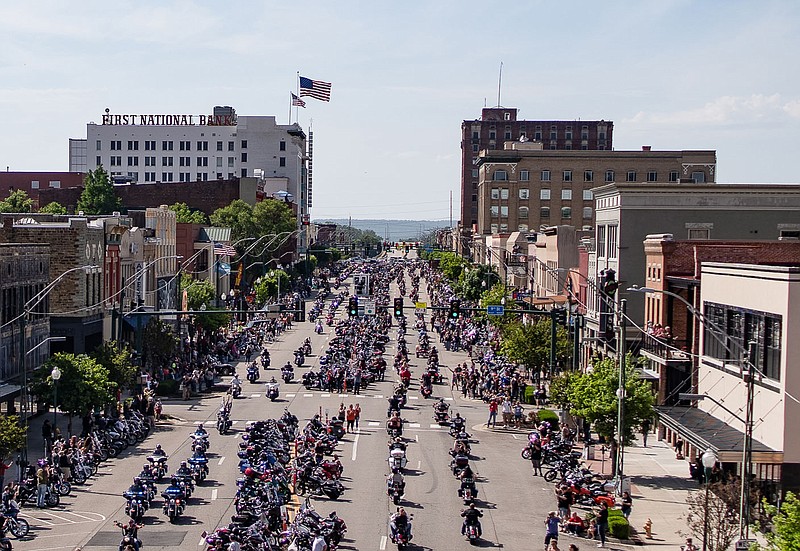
[
  {"xmin": 141, "ymin": 319, "xmax": 178, "ymax": 372},
  {"xmin": 39, "ymin": 201, "xmax": 68, "ymax": 215},
  {"xmin": 457, "ymin": 264, "xmax": 499, "ymax": 301},
  {"xmin": 0, "ymin": 415, "xmax": 26, "ymax": 460},
  {"xmin": 180, "ymin": 274, "xmax": 230, "ymax": 332},
  {"xmin": 752, "ymin": 491, "xmax": 800, "ymax": 551},
  {"xmin": 555, "ymin": 354, "xmax": 655, "ymax": 475},
  {"xmin": 251, "ymin": 200, "xmax": 297, "ymax": 238},
  {"xmin": 91, "ymin": 341, "xmax": 137, "ymax": 391},
  {"xmin": 681, "ymin": 481, "xmax": 741, "ymax": 551},
  {"xmin": 170, "ymin": 202, "xmax": 208, "ymax": 224},
  {"xmin": 210, "ymin": 200, "xmax": 255, "ymax": 243},
  {"xmin": 77, "ymin": 166, "xmax": 121, "ymax": 215},
  {"xmin": 500, "ymin": 318, "xmax": 570, "ymax": 379},
  {"xmin": 31, "ymin": 353, "xmax": 114, "ymax": 432},
  {"xmin": 254, "ymin": 270, "xmax": 290, "ymax": 304},
  {"xmin": 0, "ymin": 189, "xmax": 34, "ymax": 213}
]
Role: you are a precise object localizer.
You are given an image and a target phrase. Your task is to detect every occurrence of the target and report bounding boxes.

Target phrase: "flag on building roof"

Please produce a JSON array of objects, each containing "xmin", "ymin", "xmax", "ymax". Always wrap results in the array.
[
  {"xmin": 299, "ymin": 76, "xmax": 332, "ymax": 102},
  {"xmin": 291, "ymin": 93, "xmax": 306, "ymax": 108},
  {"xmin": 214, "ymin": 242, "xmax": 236, "ymax": 256}
]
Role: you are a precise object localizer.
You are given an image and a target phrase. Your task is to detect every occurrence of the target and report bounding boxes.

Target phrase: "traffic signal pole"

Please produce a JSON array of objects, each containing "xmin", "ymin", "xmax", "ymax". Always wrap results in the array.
[{"xmin": 550, "ymin": 309, "xmax": 557, "ymax": 378}]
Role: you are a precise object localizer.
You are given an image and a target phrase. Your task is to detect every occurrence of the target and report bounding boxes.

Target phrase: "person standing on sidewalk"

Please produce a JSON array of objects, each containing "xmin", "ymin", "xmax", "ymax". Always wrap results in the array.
[
  {"xmin": 345, "ymin": 405, "xmax": 356, "ymax": 434},
  {"xmin": 486, "ymin": 399, "xmax": 498, "ymax": 428},
  {"xmin": 640, "ymin": 419, "xmax": 651, "ymax": 447},
  {"xmin": 620, "ymin": 491, "xmax": 633, "ymax": 519},
  {"xmin": 595, "ymin": 502, "xmax": 609, "ymax": 547},
  {"xmin": 36, "ymin": 463, "xmax": 49, "ymax": 508},
  {"xmin": 501, "ymin": 397, "xmax": 513, "ymax": 428},
  {"xmin": 354, "ymin": 403, "xmax": 361, "ymax": 429},
  {"xmin": 544, "ymin": 511, "xmax": 561, "ymax": 549},
  {"xmin": 530, "ymin": 438, "xmax": 544, "ymax": 476},
  {"xmin": 41, "ymin": 420, "xmax": 53, "ymax": 456}
]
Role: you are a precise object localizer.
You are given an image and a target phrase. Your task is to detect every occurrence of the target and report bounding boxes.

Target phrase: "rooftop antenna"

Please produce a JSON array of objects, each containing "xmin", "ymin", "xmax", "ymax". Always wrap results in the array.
[{"xmin": 496, "ymin": 61, "xmax": 503, "ymax": 107}]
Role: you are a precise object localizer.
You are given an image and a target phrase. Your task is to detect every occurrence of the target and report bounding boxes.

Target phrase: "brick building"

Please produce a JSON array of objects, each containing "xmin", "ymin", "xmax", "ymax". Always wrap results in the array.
[
  {"xmin": 460, "ymin": 108, "xmax": 613, "ymax": 235},
  {"xmin": 0, "ymin": 216, "xmax": 105, "ymax": 354},
  {"xmin": 0, "ymin": 172, "xmax": 85, "ymax": 206},
  {"xmin": 0, "ymin": 243, "xmax": 50, "ymax": 411}
]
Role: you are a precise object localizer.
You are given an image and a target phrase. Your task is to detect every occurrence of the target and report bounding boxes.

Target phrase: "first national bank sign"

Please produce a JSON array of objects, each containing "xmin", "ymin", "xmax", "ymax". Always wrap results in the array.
[{"xmin": 101, "ymin": 113, "xmax": 237, "ymax": 126}]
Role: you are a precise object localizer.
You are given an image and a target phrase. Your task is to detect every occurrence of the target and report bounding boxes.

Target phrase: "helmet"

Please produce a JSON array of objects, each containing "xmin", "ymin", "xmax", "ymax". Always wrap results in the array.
[
  {"xmin": 133, "ymin": 477, "xmax": 141, "ymax": 484},
  {"xmin": 181, "ymin": 461, "xmax": 187, "ymax": 467},
  {"xmin": 197, "ymin": 423, "xmax": 204, "ymax": 428},
  {"xmin": 156, "ymin": 444, "xmax": 162, "ymax": 450},
  {"xmin": 170, "ymin": 477, "xmax": 178, "ymax": 485},
  {"xmin": 143, "ymin": 464, "xmax": 150, "ymax": 471}
]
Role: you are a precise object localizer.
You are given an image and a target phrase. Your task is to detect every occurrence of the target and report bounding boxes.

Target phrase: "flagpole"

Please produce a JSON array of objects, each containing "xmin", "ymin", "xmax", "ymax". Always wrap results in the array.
[
  {"xmin": 288, "ymin": 91, "xmax": 292, "ymax": 125},
  {"xmin": 295, "ymin": 71, "xmax": 301, "ymax": 124}
]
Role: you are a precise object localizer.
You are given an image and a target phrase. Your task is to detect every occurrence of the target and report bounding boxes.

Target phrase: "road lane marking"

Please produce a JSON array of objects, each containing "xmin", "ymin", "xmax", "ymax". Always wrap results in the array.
[
  {"xmin": 429, "ymin": 424, "xmax": 440, "ymax": 429},
  {"xmin": 304, "ymin": 394, "xmax": 313, "ymax": 398},
  {"xmin": 445, "ymin": 397, "xmax": 453, "ymax": 401},
  {"xmin": 198, "ymin": 536, "xmax": 206, "ymax": 546},
  {"xmin": 409, "ymin": 396, "xmax": 419, "ymax": 400},
  {"xmin": 380, "ymin": 535, "xmax": 387, "ymax": 550},
  {"xmin": 351, "ymin": 430, "xmax": 360, "ymax": 461},
  {"xmin": 415, "ymin": 435, "xmax": 419, "ymax": 442},
  {"xmin": 211, "ymin": 489, "xmax": 218, "ymax": 500},
  {"xmin": 286, "ymin": 393, "xmax": 296, "ymax": 398},
  {"xmin": 321, "ymin": 393, "xmax": 331, "ymax": 397},
  {"xmin": 512, "ymin": 434, "xmax": 519, "ymax": 440},
  {"xmin": 251, "ymin": 394, "xmax": 261, "ymax": 398},
  {"xmin": 63, "ymin": 511, "xmax": 103, "ymax": 521},
  {"xmin": 418, "ymin": 460, "xmax": 421, "ymax": 470},
  {"xmin": 409, "ymin": 423, "xmax": 420, "ymax": 428},
  {"xmin": 375, "ymin": 395, "xmax": 384, "ymax": 398},
  {"xmin": 231, "ymin": 420, "xmax": 238, "ymax": 425},
  {"xmin": 218, "ymin": 456, "xmax": 226, "ymax": 466},
  {"xmin": 40, "ymin": 512, "xmax": 76, "ymax": 524},
  {"xmin": 339, "ymin": 394, "xmax": 349, "ymax": 397},
  {"xmin": 368, "ymin": 421, "xmax": 380, "ymax": 427}
]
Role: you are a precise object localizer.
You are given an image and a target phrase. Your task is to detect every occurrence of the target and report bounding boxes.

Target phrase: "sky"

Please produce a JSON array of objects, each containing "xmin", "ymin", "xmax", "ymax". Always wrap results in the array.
[{"xmin": 1, "ymin": 1, "xmax": 799, "ymax": 221}]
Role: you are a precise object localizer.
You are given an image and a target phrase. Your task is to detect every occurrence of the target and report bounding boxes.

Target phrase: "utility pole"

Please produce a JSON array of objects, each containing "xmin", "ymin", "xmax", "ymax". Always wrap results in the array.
[
  {"xmin": 616, "ymin": 299, "xmax": 627, "ymax": 487},
  {"xmin": 739, "ymin": 342, "xmax": 757, "ymax": 539}
]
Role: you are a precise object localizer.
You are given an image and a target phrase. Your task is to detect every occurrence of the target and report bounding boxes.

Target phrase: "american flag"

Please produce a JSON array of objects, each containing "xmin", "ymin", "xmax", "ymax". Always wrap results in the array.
[
  {"xmin": 299, "ymin": 76, "xmax": 332, "ymax": 102},
  {"xmin": 214, "ymin": 242, "xmax": 237, "ymax": 257},
  {"xmin": 291, "ymin": 93, "xmax": 306, "ymax": 108}
]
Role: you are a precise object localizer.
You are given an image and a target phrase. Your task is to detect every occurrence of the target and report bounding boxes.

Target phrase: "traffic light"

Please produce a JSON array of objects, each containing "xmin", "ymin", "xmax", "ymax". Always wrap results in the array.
[
  {"xmin": 601, "ymin": 269, "xmax": 618, "ymax": 297},
  {"xmin": 553, "ymin": 308, "xmax": 567, "ymax": 326},
  {"xmin": 348, "ymin": 297, "xmax": 358, "ymax": 317},
  {"xmin": 449, "ymin": 300, "xmax": 461, "ymax": 319},
  {"xmin": 393, "ymin": 298, "xmax": 404, "ymax": 318}
]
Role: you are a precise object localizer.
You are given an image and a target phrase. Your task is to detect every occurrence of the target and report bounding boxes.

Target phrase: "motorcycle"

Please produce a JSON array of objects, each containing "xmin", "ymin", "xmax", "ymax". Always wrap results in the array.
[
  {"xmin": 294, "ymin": 351, "xmax": 305, "ymax": 367},
  {"xmin": 190, "ymin": 432, "xmax": 210, "ymax": 453},
  {"xmin": 162, "ymin": 495, "xmax": 185, "ymax": 523},
  {"xmin": 188, "ymin": 456, "xmax": 210, "ymax": 484},
  {"xmin": 2, "ymin": 506, "xmax": 29, "ymax": 539},
  {"xmin": 231, "ymin": 383, "xmax": 242, "ymax": 399},
  {"xmin": 315, "ymin": 321, "xmax": 324, "ymax": 334},
  {"xmin": 266, "ymin": 382, "xmax": 280, "ymax": 402},
  {"xmin": 420, "ymin": 383, "xmax": 432, "ymax": 398},
  {"xmin": 388, "ymin": 446, "xmax": 407, "ymax": 472},
  {"xmin": 434, "ymin": 409, "xmax": 450, "ymax": 425},
  {"xmin": 147, "ymin": 455, "xmax": 168, "ymax": 480},
  {"xmin": 124, "ymin": 495, "xmax": 146, "ymax": 522},
  {"xmin": 389, "ymin": 515, "xmax": 413, "ymax": 550},
  {"xmin": 451, "ymin": 453, "xmax": 470, "ymax": 477},
  {"xmin": 302, "ymin": 340, "xmax": 312, "ymax": 356},
  {"xmin": 388, "ymin": 481, "xmax": 404, "ymax": 505},
  {"xmin": 281, "ymin": 366, "xmax": 294, "ymax": 384},
  {"xmin": 217, "ymin": 411, "xmax": 232, "ymax": 435},
  {"xmin": 458, "ymin": 478, "xmax": 477, "ymax": 505},
  {"xmin": 246, "ymin": 364, "xmax": 260, "ymax": 383},
  {"xmin": 465, "ymin": 522, "xmax": 480, "ymax": 545}
]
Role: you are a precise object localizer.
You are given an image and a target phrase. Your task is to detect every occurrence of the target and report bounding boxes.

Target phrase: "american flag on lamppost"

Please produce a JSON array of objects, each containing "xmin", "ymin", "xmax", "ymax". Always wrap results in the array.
[{"xmin": 214, "ymin": 242, "xmax": 236, "ymax": 257}]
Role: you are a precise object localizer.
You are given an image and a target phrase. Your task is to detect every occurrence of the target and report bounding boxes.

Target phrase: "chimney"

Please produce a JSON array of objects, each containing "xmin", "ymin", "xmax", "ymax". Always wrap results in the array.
[{"xmin": 642, "ymin": 145, "xmax": 652, "ymax": 151}]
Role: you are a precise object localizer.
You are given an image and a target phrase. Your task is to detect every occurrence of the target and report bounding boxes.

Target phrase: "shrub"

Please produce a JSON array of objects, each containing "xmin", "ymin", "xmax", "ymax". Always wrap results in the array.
[
  {"xmin": 523, "ymin": 386, "xmax": 536, "ymax": 405},
  {"xmin": 537, "ymin": 408, "xmax": 560, "ymax": 431},
  {"xmin": 607, "ymin": 509, "xmax": 630, "ymax": 539},
  {"xmin": 154, "ymin": 378, "xmax": 178, "ymax": 397}
]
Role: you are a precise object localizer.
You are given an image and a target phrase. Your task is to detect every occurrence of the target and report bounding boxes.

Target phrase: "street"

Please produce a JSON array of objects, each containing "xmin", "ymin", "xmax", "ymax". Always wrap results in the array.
[{"xmin": 19, "ymin": 261, "xmax": 569, "ymax": 551}]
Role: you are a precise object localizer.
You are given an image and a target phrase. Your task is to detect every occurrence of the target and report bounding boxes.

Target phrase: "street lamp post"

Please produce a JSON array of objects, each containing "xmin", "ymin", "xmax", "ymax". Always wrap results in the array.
[
  {"xmin": 700, "ymin": 448, "xmax": 718, "ymax": 551},
  {"xmin": 50, "ymin": 366, "xmax": 62, "ymax": 426}
]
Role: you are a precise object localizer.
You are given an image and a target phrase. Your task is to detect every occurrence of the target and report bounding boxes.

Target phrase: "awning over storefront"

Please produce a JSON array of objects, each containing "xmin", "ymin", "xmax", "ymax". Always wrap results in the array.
[
  {"xmin": 521, "ymin": 295, "xmax": 569, "ymax": 306},
  {"xmin": 636, "ymin": 367, "xmax": 660, "ymax": 380},
  {"xmin": 657, "ymin": 406, "xmax": 783, "ymax": 463},
  {"xmin": 0, "ymin": 384, "xmax": 22, "ymax": 402}
]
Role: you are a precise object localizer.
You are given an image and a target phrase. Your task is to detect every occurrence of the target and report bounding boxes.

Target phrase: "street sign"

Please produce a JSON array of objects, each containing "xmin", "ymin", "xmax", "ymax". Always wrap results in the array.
[
  {"xmin": 735, "ymin": 540, "xmax": 756, "ymax": 551},
  {"xmin": 415, "ymin": 302, "xmax": 427, "ymax": 310},
  {"xmin": 487, "ymin": 305, "xmax": 505, "ymax": 316},
  {"xmin": 363, "ymin": 300, "xmax": 376, "ymax": 316}
]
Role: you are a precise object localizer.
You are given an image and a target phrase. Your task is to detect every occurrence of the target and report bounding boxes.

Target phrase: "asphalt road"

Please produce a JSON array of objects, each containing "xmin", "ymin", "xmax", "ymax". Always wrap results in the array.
[{"xmin": 20, "ymin": 259, "xmax": 565, "ymax": 551}]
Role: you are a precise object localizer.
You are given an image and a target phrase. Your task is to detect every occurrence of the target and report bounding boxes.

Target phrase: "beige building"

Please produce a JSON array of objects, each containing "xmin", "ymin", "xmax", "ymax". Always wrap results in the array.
[{"xmin": 475, "ymin": 142, "xmax": 716, "ymax": 236}]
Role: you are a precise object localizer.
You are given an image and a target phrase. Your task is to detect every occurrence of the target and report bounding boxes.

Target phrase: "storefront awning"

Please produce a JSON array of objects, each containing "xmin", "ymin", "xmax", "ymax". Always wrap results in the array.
[
  {"xmin": 0, "ymin": 384, "xmax": 22, "ymax": 401},
  {"xmin": 521, "ymin": 295, "xmax": 568, "ymax": 306},
  {"xmin": 656, "ymin": 406, "xmax": 783, "ymax": 463}
]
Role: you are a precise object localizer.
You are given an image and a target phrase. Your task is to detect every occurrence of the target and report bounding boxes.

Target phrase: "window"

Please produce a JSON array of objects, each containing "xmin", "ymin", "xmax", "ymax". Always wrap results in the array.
[
  {"xmin": 216, "ymin": 157, "xmax": 223, "ymax": 168},
  {"xmin": 565, "ymin": 127, "xmax": 573, "ymax": 140},
  {"xmin": 582, "ymin": 170, "xmax": 593, "ymax": 183},
  {"xmin": 179, "ymin": 141, "xmax": 191, "ymax": 151},
  {"xmin": 145, "ymin": 156, "xmax": 156, "ymax": 167},
  {"xmin": 110, "ymin": 156, "xmax": 121, "ymax": 166},
  {"xmin": 500, "ymin": 188, "xmax": 509, "ymax": 200},
  {"xmin": 96, "ymin": 156, "xmax": 101, "ymax": 166},
  {"xmin": 765, "ymin": 317, "xmax": 782, "ymax": 380},
  {"xmin": 471, "ymin": 131, "xmax": 479, "ymax": 140},
  {"xmin": 31, "ymin": 180, "xmax": 39, "ymax": 189},
  {"xmin": 563, "ymin": 170, "xmax": 572, "ymax": 182},
  {"xmin": 179, "ymin": 157, "xmax": 190, "ymax": 167},
  {"xmin": 490, "ymin": 224, "xmax": 499, "ymax": 234},
  {"xmin": 110, "ymin": 140, "xmax": 121, "ymax": 151},
  {"xmin": 472, "ymin": 144, "xmax": 479, "ymax": 153},
  {"xmin": 597, "ymin": 225, "xmax": 606, "ymax": 258},
  {"xmin": 241, "ymin": 152, "xmax": 248, "ymax": 162},
  {"xmin": 540, "ymin": 207, "xmax": 550, "ymax": 218},
  {"xmin": 540, "ymin": 189, "xmax": 551, "ymax": 200},
  {"xmin": 518, "ymin": 206, "xmax": 529, "ymax": 218},
  {"xmin": 562, "ymin": 189, "xmax": 572, "ymax": 200},
  {"xmin": 197, "ymin": 157, "xmax": 208, "ymax": 167},
  {"xmin": 541, "ymin": 170, "xmax": 551, "ymax": 182},
  {"xmin": 197, "ymin": 172, "xmax": 204, "ymax": 181},
  {"xmin": 500, "ymin": 206, "xmax": 508, "ymax": 217},
  {"xmin": 490, "ymin": 206, "xmax": 499, "ymax": 217},
  {"xmin": 583, "ymin": 190, "xmax": 593, "ymax": 201},
  {"xmin": 216, "ymin": 141, "xmax": 223, "ymax": 151},
  {"xmin": 162, "ymin": 157, "xmax": 173, "ymax": 167},
  {"xmin": 519, "ymin": 170, "xmax": 530, "ymax": 181},
  {"xmin": 127, "ymin": 156, "xmax": 138, "ymax": 166},
  {"xmin": 504, "ymin": 112, "xmax": 511, "ymax": 121},
  {"xmin": 279, "ymin": 157, "xmax": 286, "ymax": 167},
  {"xmin": 692, "ymin": 171, "xmax": 706, "ymax": 183},
  {"xmin": 564, "ymin": 143, "xmax": 572, "ymax": 150},
  {"xmin": 583, "ymin": 207, "xmax": 593, "ymax": 220},
  {"xmin": 128, "ymin": 172, "xmax": 138, "ymax": 181},
  {"xmin": 780, "ymin": 229, "xmax": 800, "ymax": 239},
  {"xmin": 241, "ymin": 169, "xmax": 247, "ymax": 177},
  {"xmin": 96, "ymin": 140, "xmax": 102, "ymax": 150},
  {"xmin": 161, "ymin": 172, "xmax": 173, "ymax": 182},
  {"xmin": 607, "ymin": 225, "xmax": 618, "ymax": 258},
  {"xmin": 128, "ymin": 140, "xmax": 138, "ymax": 151},
  {"xmin": 550, "ymin": 126, "xmax": 557, "ymax": 140},
  {"xmin": 504, "ymin": 131, "xmax": 512, "ymax": 140},
  {"xmin": 519, "ymin": 188, "xmax": 529, "ymax": 200},
  {"xmin": 489, "ymin": 130, "xmax": 496, "ymax": 140},
  {"xmin": 500, "ymin": 223, "xmax": 508, "ymax": 232},
  {"xmin": 669, "ymin": 170, "xmax": 679, "ymax": 182},
  {"xmin": 228, "ymin": 141, "xmax": 235, "ymax": 151},
  {"xmin": 626, "ymin": 170, "xmax": 637, "ymax": 182},
  {"xmin": 581, "ymin": 125, "xmax": 589, "ymax": 140},
  {"xmin": 561, "ymin": 207, "xmax": 572, "ymax": 219},
  {"xmin": 197, "ymin": 141, "xmax": 208, "ymax": 151},
  {"xmin": 493, "ymin": 170, "xmax": 508, "ymax": 181},
  {"xmin": 647, "ymin": 171, "xmax": 658, "ymax": 182},
  {"xmin": 162, "ymin": 141, "xmax": 173, "ymax": 151},
  {"xmin": 471, "ymin": 169, "xmax": 478, "ymax": 178},
  {"xmin": 228, "ymin": 157, "xmax": 235, "ymax": 168},
  {"xmin": 599, "ymin": 130, "xmax": 607, "ymax": 140},
  {"xmin": 534, "ymin": 130, "xmax": 542, "ymax": 140},
  {"xmin": 688, "ymin": 228, "xmax": 711, "ymax": 239},
  {"xmin": 145, "ymin": 172, "xmax": 155, "ymax": 182},
  {"xmin": 241, "ymin": 140, "xmax": 248, "ymax": 149},
  {"xmin": 518, "ymin": 224, "xmax": 529, "ymax": 232},
  {"xmin": 145, "ymin": 141, "xmax": 156, "ymax": 151},
  {"xmin": 605, "ymin": 170, "xmax": 614, "ymax": 182},
  {"xmin": 490, "ymin": 188, "xmax": 500, "ymax": 200}
]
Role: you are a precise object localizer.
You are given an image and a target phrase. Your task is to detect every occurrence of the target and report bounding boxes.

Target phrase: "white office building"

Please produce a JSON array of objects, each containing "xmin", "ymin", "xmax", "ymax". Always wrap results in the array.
[{"xmin": 68, "ymin": 105, "xmax": 310, "ymax": 218}]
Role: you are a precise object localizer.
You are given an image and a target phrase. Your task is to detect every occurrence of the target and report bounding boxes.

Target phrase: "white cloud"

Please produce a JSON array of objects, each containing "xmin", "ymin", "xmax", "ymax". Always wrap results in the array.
[{"xmin": 625, "ymin": 94, "xmax": 799, "ymax": 126}]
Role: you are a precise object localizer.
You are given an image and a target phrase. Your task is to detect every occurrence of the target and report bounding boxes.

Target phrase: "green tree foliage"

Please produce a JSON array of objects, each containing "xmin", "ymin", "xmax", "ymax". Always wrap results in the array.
[
  {"xmin": 32, "ymin": 353, "xmax": 114, "ymax": 418},
  {"xmin": 180, "ymin": 274, "xmax": 230, "ymax": 332},
  {"xmin": 500, "ymin": 318, "xmax": 571, "ymax": 376},
  {"xmin": 456, "ymin": 264, "xmax": 500, "ymax": 301},
  {"xmin": 39, "ymin": 201, "xmax": 68, "ymax": 215},
  {"xmin": 141, "ymin": 318, "xmax": 178, "ymax": 371},
  {"xmin": 210, "ymin": 199, "xmax": 296, "ymax": 245},
  {"xmin": 77, "ymin": 166, "xmax": 121, "ymax": 215},
  {"xmin": 752, "ymin": 491, "xmax": 800, "ymax": 551},
  {"xmin": 0, "ymin": 189, "xmax": 34, "ymax": 213},
  {"xmin": 91, "ymin": 341, "xmax": 137, "ymax": 391},
  {"xmin": 170, "ymin": 202, "xmax": 208, "ymax": 224},
  {"xmin": 0, "ymin": 415, "xmax": 26, "ymax": 459},
  {"xmin": 254, "ymin": 270, "xmax": 290, "ymax": 304}
]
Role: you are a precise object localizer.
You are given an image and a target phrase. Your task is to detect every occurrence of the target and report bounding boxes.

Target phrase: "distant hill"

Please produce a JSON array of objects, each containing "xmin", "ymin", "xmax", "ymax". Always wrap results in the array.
[{"xmin": 312, "ymin": 219, "xmax": 451, "ymax": 241}]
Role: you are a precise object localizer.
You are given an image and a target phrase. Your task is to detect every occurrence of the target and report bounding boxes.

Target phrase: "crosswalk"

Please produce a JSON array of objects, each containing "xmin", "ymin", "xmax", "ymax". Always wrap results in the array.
[{"xmin": 258, "ymin": 391, "xmax": 454, "ymax": 401}]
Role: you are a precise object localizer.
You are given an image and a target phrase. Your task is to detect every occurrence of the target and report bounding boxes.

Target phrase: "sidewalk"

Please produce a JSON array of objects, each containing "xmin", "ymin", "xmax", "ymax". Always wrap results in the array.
[{"xmin": 584, "ymin": 436, "xmax": 696, "ymax": 548}]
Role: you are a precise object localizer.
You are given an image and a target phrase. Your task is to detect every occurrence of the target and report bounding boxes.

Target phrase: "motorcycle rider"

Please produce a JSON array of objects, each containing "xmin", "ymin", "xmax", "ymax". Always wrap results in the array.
[
  {"xmin": 151, "ymin": 444, "xmax": 167, "ymax": 458},
  {"xmin": 115, "ymin": 519, "xmax": 143, "ymax": 551},
  {"xmin": 459, "ymin": 465, "xmax": 478, "ymax": 499},
  {"xmin": 387, "ymin": 394, "xmax": 401, "ymax": 416},
  {"xmin": 162, "ymin": 476, "xmax": 185, "ymax": 501},
  {"xmin": 386, "ymin": 468, "xmax": 405, "ymax": 495},
  {"xmin": 387, "ymin": 412, "xmax": 403, "ymax": 436},
  {"xmin": 175, "ymin": 461, "xmax": 192, "ymax": 478},
  {"xmin": 230, "ymin": 373, "xmax": 242, "ymax": 394},
  {"xmin": 452, "ymin": 412, "xmax": 466, "ymax": 433},
  {"xmin": 194, "ymin": 423, "xmax": 208, "ymax": 436},
  {"xmin": 461, "ymin": 503, "xmax": 483, "ymax": 538},
  {"xmin": 434, "ymin": 398, "xmax": 450, "ymax": 419},
  {"xmin": 389, "ymin": 507, "xmax": 412, "ymax": 541}
]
